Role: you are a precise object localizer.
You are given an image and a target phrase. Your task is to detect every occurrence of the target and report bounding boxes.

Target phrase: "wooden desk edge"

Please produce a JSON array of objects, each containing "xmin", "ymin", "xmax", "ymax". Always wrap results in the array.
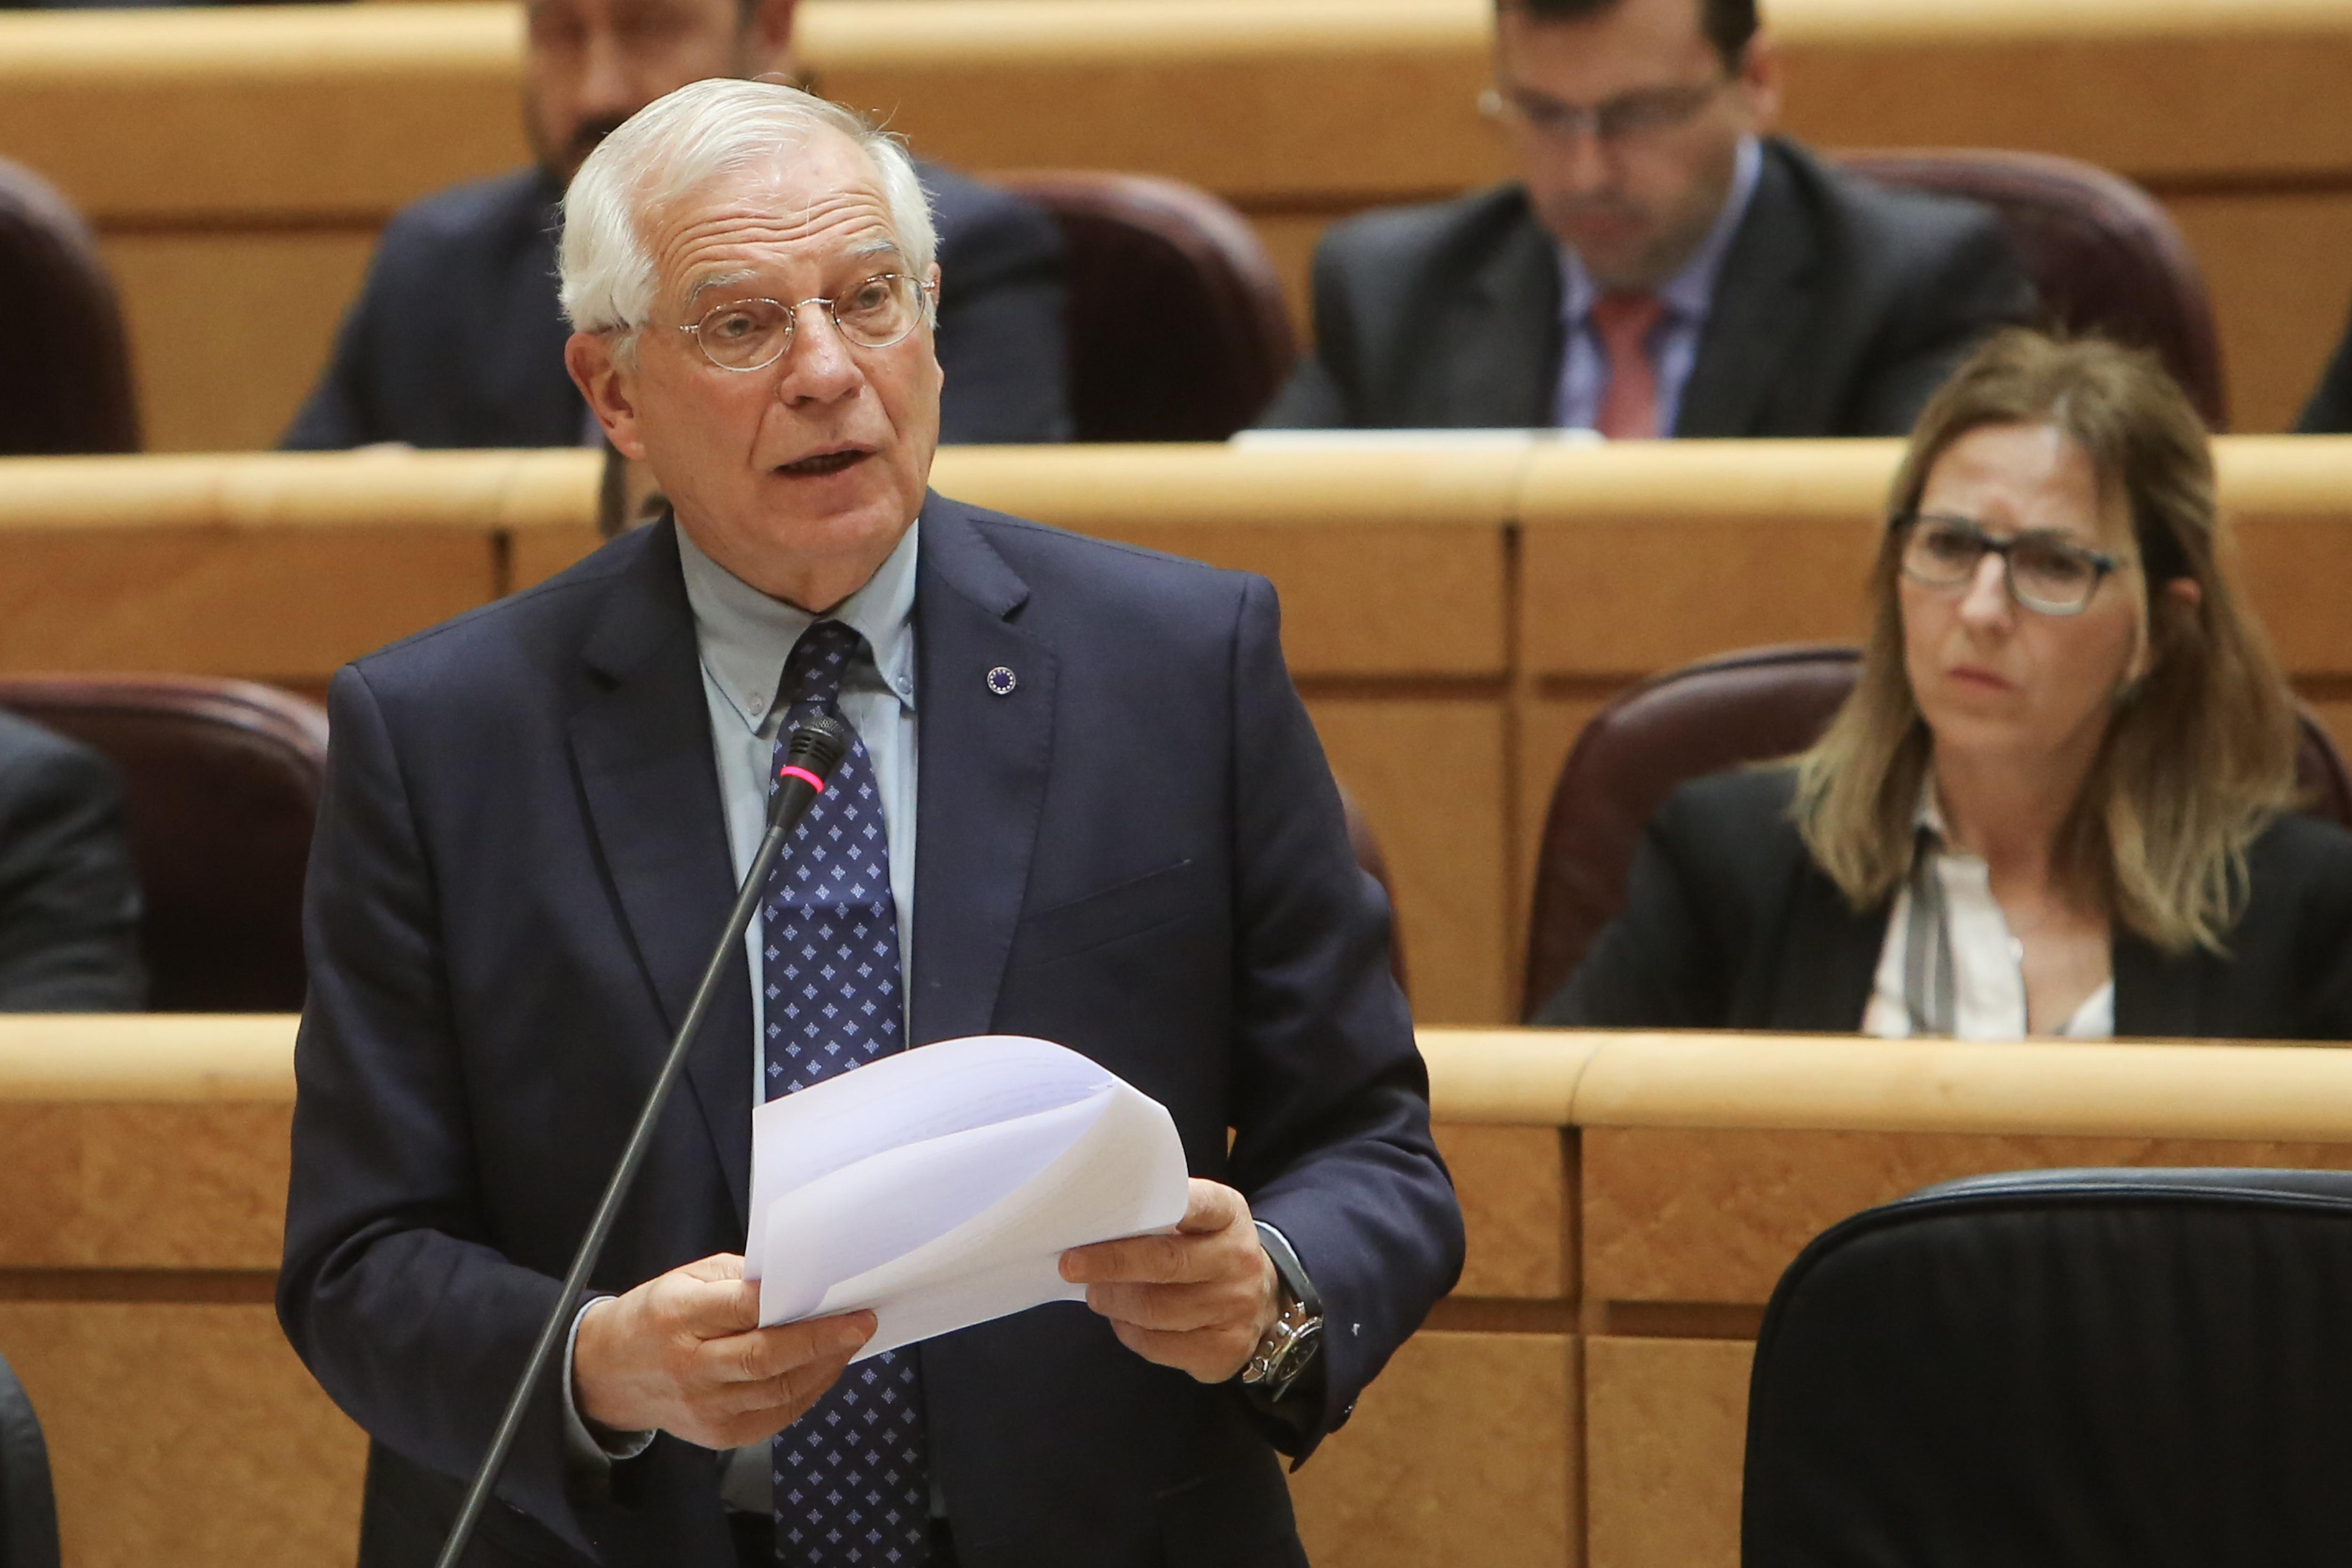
[
  {"xmin": 12, "ymin": 0, "xmax": 2352, "ymax": 81},
  {"xmin": 0, "ymin": 449, "xmax": 599, "ymax": 533},
  {"xmin": 0, "ymin": 1015, "xmax": 298, "ymax": 1099},
  {"xmin": 3, "ymin": 440, "xmax": 2352, "ymax": 536},
  {"xmin": 1436, "ymin": 1028, "xmax": 2352, "ymax": 1143},
  {"xmin": 11, "ymin": 1020, "xmax": 2352, "ymax": 1145}
]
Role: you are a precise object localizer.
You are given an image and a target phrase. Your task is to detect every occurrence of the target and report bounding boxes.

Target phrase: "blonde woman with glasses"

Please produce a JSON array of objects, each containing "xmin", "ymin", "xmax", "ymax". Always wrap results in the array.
[{"xmin": 1539, "ymin": 329, "xmax": 2352, "ymax": 1039}]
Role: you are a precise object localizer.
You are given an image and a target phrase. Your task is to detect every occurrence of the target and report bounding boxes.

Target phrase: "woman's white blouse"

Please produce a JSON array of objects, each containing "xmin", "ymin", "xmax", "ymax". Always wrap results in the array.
[{"xmin": 1859, "ymin": 793, "xmax": 2115, "ymax": 1040}]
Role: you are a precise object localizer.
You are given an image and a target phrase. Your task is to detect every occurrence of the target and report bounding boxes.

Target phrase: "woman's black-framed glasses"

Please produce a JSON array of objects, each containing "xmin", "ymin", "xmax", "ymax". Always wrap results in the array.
[
  {"xmin": 680, "ymin": 273, "xmax": 936, "ymax": 373},
  {"xmin": 1894, "ymin": 512, "xmax": 2120, "ymax": 617}
]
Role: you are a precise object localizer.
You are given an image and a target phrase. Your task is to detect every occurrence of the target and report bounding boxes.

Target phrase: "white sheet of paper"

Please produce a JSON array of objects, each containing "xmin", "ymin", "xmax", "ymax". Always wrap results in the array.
[{"xmin": 744, "ymin": 1035, "xmax": 1191, "ymax": 1358}]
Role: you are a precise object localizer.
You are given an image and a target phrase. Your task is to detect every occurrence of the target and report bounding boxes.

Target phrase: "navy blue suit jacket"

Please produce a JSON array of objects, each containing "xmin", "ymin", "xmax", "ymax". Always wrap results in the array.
[
  {"xmin": 282, "ymin": 163, "xmax": 1073, "ymax": 450},
  {"xmin": 278, "ymin": 498, "xmax": 1462, "ymax": 1567},
  {"xmin": 0, "ymin": 711, "xmax": 143, "ymax": 1011}
]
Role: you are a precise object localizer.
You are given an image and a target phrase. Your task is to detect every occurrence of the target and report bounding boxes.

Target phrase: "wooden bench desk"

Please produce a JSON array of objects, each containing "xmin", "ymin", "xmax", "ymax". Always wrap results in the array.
[
  {"xmin": 11, "ymin": 437, "xmax": 2352, "ymax": 1021},
  {"xmin": 2, "ymin": 1, "xmax": 2352, "ymax": 446},
  {"xmin": 1492, "ymin": 1030, "xmax": 2352, "ymax": 1568},
  {"xmin": 0, "ymin": 443, "xmax": 1532, "ymax": 1023},
  {"xmin": 10, "ymin": 1021, "xmax": 2352, "ymax": 1568}
]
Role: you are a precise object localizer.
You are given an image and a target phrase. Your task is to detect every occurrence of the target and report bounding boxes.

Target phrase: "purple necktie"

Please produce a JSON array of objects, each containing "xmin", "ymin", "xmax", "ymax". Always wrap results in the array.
[{"xmin": 761, "ymin": 620, "xmax": 930, "ymax": 1567}]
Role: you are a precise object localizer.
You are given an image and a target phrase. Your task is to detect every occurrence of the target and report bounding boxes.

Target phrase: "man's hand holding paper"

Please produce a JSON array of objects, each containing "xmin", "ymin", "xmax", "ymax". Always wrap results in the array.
[
  {"xmin": 593, "ymin": 1037, "xmax": 1272, "ymax": 1455},
  {"xmin": 744, "ymin": 1035, "xmax": 1196, "ymax": 1356},
  {"xmin": 1060, "ymin": 1178, "xmax": 1281, "ymax": 1383},
  {"xmin": 573, "ymin": 1256, "xmax": 874, "ymax": 1451}
]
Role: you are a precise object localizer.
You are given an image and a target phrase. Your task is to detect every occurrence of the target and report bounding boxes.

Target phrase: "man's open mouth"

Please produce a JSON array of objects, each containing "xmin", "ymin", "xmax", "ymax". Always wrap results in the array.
[{"xmin": 776, "ymin": 448, "xmax": 872, "ymax": 478}]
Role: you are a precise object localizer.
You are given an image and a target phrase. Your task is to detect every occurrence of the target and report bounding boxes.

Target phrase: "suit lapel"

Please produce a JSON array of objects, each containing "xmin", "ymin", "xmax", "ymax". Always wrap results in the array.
[
  {"xmin": 909, "ymin": 495, "xmax": 1056, "ymax": 1045},
  {"xmin": 1431, "ymin": 205, "xmax": 1563, "ymax": 428},
  {"xmin": 2113, "ymin": 929, "xmax": 2203, "ymax": 1038},
  {"xmin": 567, "ymin": 522, "xmax": 753, "ymax": 1228},
  {"xmin": 1676, "ymin": 144, "xmax": 1820, "ymax": 438}
]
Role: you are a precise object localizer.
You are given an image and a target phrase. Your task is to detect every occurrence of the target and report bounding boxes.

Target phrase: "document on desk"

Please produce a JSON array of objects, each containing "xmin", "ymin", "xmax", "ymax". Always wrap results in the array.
[{"xmin": 744, "ymin": 1034, "xmax": 1192, "ymax": 1359}]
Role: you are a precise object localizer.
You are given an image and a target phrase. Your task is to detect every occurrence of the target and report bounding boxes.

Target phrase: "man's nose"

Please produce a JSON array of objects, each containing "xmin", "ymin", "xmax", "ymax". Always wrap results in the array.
[
  {"xmin": 1551, "ymin": 122, "xmax": 1615, "ymax": 196},
  {"xmin": 574, "ymin": 29, "xmax": 636, "ymax": 120},
  {"xmin": 775, "ymin": 304, "xmax": 864, "ymax": 402}
]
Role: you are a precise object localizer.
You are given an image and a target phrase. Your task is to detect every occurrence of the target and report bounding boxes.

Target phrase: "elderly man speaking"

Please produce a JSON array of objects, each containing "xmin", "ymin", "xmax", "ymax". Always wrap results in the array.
[{"xmin": 278, "ymin": 78, "xmax": 1462, "ymax": 1568}]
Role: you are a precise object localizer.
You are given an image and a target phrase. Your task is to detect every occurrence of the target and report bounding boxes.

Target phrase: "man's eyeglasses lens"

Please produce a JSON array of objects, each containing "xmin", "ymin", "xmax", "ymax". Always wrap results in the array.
[
  {"xmin": 1900, "ymin": 515, "xmax": 2111, "ymax": 614},
  {"xmin": 688, "ymin": 274, "xmax": 929, "ymax": 371},
  {"xmin": 1479, "ymin": 80, "xmax": 1723, "ymax": 147}
]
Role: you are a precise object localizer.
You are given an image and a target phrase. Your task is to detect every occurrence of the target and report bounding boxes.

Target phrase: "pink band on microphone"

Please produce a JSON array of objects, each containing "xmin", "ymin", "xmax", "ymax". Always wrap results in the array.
[{"xmin": 776, "ymin": 765, "xmax": 828, "ymax": 794}]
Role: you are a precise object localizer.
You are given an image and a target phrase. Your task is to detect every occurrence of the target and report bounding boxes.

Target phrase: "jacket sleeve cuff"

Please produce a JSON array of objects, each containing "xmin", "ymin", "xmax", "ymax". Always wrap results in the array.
[
  {"xmin": 562, "ymin": 1296, "xmax": 656, "ymax": 1466},
  {"xmin": 1232, "ymin": 1221, "xmax": 1337, "ymax": 1462}
]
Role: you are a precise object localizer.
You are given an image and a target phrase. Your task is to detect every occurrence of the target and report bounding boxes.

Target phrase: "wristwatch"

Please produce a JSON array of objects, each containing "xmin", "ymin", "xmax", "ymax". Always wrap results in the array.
[{"xmin": 1240, "ymin": 1221, "xmax": 1324, "ymax": 1400}]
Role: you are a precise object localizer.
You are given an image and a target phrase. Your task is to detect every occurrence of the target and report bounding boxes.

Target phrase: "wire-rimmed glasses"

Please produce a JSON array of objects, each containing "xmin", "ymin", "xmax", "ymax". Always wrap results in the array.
[
  {"xmin": 1895, "ymin": 512, "xmax": 2121, "ymax": 617},
  {"xmin": 679, "ymin": 273, "xmax": 937, "ymax": 373},
  {"xmin": 1476, "ymin": 75, "xmax": 1728, "ymax": 151}
]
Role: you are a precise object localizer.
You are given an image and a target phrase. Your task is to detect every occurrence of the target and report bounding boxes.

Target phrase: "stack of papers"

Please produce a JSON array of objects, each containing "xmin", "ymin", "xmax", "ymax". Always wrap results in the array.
[{"xmin": 744, "ymin": 1035, "xmax": 1191, "ymax": 1359}]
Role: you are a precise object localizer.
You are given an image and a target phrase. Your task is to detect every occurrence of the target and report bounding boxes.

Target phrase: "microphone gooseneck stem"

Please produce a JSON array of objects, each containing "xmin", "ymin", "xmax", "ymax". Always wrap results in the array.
[{"xmin": 433, "ymin": 728, "xmax": 842, "ymax": 1568}]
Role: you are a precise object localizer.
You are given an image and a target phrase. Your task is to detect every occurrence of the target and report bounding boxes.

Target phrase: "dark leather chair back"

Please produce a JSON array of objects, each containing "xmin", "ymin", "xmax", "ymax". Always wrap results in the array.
[
  {"xmin": 0, "ymin": 1350, "xmax": 59, "ymax": 1568},
  {"xmin": 994, "ymin": 171, "xmax": 1295, "ymax": 442},
  {"xmin": 1834, "ymin": 148, "xmax": 2228, "ymax": 429},
  {"xmin": 1521, "ymin": 645, "xmax": 2352, "ymax": 1018},
  {"xmin": 0, "ymin": 157, "xmax": 139, "ymax": 455},
  {"xmin": 0, "ymin": 677, "xmax": 327, "ymax": 1011},
  {"xmin": 1745, "ymin": 1167, "xmax": 2352, "ymax": 1568},
  {"xmin": 1339, "ymin": 785, "xmax": 1408, "ymax": 999}
]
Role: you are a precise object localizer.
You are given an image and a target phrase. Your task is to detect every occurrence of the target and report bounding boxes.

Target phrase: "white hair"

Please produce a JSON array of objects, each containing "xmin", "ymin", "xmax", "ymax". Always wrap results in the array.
[{"xmin": 558, "ymin": 78, "xmax": 937, "ymax": 340}]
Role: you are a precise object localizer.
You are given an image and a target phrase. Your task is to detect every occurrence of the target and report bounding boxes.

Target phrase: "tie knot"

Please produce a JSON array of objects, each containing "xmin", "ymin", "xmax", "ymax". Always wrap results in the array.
[
  {"xmin": 1589, "ymin": 290, "xmax": 1666, "ymax": 352},
  {"xmin": 779, "ymin": 620, "xmax": 865, "ymax": 713}
]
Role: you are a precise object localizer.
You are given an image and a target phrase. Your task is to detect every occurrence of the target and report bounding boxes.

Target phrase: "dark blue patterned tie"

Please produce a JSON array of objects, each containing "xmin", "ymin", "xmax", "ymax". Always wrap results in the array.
[{"xmin": 762, "ymin": 620, "xmax": 930, "ymax": 1568}]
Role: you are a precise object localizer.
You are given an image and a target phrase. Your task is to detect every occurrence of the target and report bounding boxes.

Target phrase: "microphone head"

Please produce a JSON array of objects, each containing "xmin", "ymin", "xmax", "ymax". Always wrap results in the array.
[{"xmin": 781, "ymin": 714, "xmax": 853, "ymax": 784}]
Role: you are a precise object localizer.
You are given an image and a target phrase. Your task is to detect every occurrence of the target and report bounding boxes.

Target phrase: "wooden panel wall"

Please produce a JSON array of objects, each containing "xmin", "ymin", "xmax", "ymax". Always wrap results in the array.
[
  {"xmin": 10, "ymin": 437, "xmax": 2352, "ymax": 1022},
  {"xmin": 1579, "ymin": 1129, "xmax": 2352, "ymax": 1567},
  {"xmin": 3, "ymin": 1, "xmax": 2352, "ymax": 446},
  {"xmin": 18, "ymin": 1026, "xmax": 2352, "ymax": 1568},
  {"xmin": 0, "ymin": 1020, "xmax": 1589, "ymax": 1568}
]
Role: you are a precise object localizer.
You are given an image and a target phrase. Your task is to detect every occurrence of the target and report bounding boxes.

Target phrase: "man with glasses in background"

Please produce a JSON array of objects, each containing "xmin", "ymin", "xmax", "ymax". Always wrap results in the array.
[
  {"xmin": 282, "ymin": 0, "xmax": 1070, "ymax": 452},
  {"xmin": 1258, "ymin": 0, "xmax": 2033, "ymax": 437}
]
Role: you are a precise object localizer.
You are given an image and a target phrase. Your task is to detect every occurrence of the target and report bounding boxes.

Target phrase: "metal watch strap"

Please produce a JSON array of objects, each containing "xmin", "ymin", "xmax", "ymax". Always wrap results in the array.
[
  {"xmin": 1253, "ymin": 1221, "xmax": 1322, "ymax": 1317},
  {"xmin": 1242, "ymin": 1221, "xmax": 1323, "ymax": 1398}
]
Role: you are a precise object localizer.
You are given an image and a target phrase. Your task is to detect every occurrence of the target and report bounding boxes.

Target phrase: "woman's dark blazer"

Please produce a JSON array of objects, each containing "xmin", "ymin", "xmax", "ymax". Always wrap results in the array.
[{"xmin": 1535, "ymin": 767, "xmax": 2352, "ymax": 1040}]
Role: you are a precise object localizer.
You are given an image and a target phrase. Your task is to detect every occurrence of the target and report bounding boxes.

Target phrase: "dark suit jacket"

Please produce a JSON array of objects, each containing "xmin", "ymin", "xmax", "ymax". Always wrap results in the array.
[
  {"xmin": 0, "ymin": 711, "xmax": 143, "ymax": 1011},
  {"xmin": 283, "ymin": 162, "xmax": 1073, "ymax": 450},
  {"xmin": 2298, "ymin": 302, "xmax": 2352, "ymax": 432},
  {"xmin": 1259, "ymin": 137, "xmax": 2034, "ymax": 437},
  {"xmin": 278, "ymin": 499, "xmax": 1462, "ymax": 1568},
  {"xmin": 1537, "ymin": 768, "xmax": 2352, "ymax": 1038}
]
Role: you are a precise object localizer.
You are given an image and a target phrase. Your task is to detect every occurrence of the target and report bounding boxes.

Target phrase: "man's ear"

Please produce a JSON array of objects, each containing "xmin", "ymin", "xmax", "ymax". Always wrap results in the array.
[
  {"xmin": 567, "ymin": 331, "xmax": 648, "ymax": 459},
  {"xmin": 1738, "ymin": 34, "xmax": 1782, "ymax": 132},
  {"xmin": 923, "ymin": 261, "xmax": 946, "ymax": 386}
]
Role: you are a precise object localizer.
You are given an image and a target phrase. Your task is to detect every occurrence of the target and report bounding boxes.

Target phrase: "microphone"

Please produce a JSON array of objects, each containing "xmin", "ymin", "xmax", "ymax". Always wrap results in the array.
[{"xmin": 433, "ymin": 714, "xmax": 856, "ymax": 1568}]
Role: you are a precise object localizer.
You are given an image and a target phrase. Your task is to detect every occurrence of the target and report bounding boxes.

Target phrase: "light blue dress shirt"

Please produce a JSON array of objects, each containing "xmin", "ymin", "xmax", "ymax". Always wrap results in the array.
[
  {"xmin": 1553, "ymin": 135, "xmax": 1764, "ymax": 436},
  {"xmin": 676, "ymin": 518, "xmax": 925, "ymax": 1513},
  {"xmin": 672, "ymin": 517, "xmax": 922, "ymax": 1096},
  {"xmin": 560, "ymin": 518, "xmax": 922, "ymax": 1500}
]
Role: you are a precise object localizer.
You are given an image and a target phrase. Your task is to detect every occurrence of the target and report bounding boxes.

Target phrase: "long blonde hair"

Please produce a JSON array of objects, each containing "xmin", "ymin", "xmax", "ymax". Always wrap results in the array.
[{"xmin": 1793, "ymin": 331, "xmax": 2300, "ymax": 955}]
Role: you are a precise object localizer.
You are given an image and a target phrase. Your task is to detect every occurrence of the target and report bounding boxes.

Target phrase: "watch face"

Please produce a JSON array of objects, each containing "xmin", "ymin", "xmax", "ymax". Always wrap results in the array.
[{"xmin": 1272, "ymin": 1314, "xmax": 1320, "ymax": 1371}]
